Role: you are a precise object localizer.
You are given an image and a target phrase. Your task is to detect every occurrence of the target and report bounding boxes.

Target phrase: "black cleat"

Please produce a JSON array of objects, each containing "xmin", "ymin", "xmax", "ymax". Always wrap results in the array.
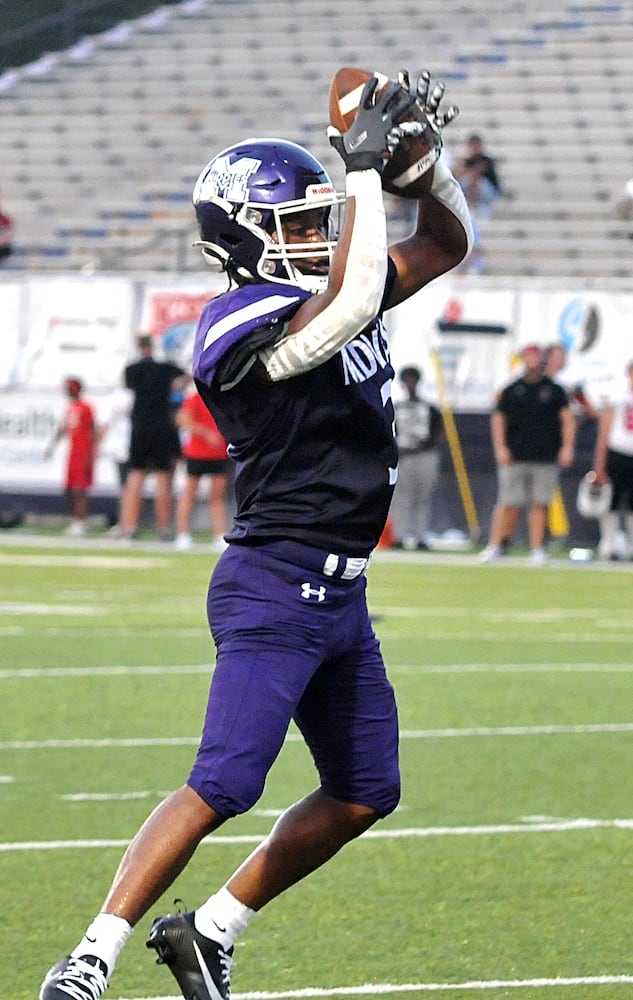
[
  {"xmin": 39, "ymin": 955, "xmax": 108, "ymax": 1000},
  {"xmin": 147, "ymin": 911, "xmax": 233, "ymax": 1000}
]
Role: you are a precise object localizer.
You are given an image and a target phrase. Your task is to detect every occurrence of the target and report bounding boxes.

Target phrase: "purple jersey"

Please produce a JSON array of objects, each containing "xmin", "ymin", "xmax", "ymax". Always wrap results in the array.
[{"xmin": 193, "ymin": 262, "xmax": 398, "ymax": 556}]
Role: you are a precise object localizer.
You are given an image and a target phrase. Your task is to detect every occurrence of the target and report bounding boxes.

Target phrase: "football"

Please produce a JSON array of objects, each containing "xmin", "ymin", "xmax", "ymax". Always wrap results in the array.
[{"xmin": 328, "ymin": 66, "xmax": 438, "ymax": 198}]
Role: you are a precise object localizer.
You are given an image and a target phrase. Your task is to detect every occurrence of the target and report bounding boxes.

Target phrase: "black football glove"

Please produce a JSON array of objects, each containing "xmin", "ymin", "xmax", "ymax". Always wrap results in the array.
[
  {"xmin": 328, "ymin": 76, "xmax": 416, "ymax": 174},
  {"xmin": 397, "ymin": 69, "xmax": 459, "ymax": 161}
]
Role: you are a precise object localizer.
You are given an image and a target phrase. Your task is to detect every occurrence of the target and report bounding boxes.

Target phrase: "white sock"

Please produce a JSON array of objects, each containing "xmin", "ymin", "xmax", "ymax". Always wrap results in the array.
[
  {"xmin": 71, "ymin": 913, "xmax": 133, "ymax": 977},
  {"xmin": 626, "ymin": 513, "xmax": 633, "ymax": 556},
  {"xmin": 194, "ymin": 887, "xmax": 256, "ymax": 951},
  {"xmin": 599, "ymin": 511, "xmax": 618, "ymax": 557}
]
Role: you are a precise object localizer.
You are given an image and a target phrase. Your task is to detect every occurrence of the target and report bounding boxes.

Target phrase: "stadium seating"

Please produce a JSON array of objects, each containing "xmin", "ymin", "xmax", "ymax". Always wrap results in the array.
[{"xmin": 1, "ymin": 0, "xmax": 632, "ymax": 278}]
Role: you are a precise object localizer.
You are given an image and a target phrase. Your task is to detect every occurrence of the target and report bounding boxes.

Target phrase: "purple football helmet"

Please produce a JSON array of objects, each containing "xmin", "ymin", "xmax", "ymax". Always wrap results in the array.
[{"xmin": 192, "ymin": 138, "xmax": 343, "ymax": 292}]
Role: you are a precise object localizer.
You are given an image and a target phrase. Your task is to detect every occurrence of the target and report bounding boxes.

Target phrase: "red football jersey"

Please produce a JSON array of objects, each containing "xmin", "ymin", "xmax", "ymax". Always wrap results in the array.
[
  {"xmin": 64, "ymin": 398, "xmax": 95, "ymax": 491},
  {"xmin": 180, "ymin": 391, "xmax": 228, "ymax": 461}
]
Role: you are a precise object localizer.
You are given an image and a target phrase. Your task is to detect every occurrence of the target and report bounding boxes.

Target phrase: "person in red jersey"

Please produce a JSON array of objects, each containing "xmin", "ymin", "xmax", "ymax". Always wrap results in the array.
[
  {"xmin": 175, "ymin": 387, "xmax": 229, "ymax": 549},
  {"xmin": 45, "ymin": 377, "xmax": 96, "ymax": 537}
]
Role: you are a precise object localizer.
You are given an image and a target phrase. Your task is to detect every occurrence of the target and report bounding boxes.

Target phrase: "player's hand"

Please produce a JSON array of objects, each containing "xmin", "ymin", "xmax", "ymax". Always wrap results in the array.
[
  {"xmin": 327, "ymin": 76, "xmax": 415, "ymax": 174},
  {"xmin": 397, "ymin": 69, "xmax": 459, "ymax": 159}
]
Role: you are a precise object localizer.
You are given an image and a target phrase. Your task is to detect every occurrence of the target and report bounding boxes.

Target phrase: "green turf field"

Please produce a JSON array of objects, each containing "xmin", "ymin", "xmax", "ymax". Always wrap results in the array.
[{"xmin": 2, "ymin": 536, "xmax": 633, "ymax": 999}]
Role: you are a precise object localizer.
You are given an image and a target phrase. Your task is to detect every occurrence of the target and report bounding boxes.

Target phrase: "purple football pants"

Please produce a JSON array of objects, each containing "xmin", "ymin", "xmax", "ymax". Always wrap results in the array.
[{"xmin": 187, "ymin": 540, "xmax": 400, "ymax": 818}]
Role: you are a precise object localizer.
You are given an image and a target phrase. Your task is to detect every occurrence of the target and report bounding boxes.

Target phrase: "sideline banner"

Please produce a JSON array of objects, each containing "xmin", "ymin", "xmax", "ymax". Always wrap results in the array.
[
  {"xmin": 2, "ymin": 273, "xmax": 632, "ymax": 500},
  {"xmin": 13, "ymin": 276, "xmax": 136, "ymax": 390},
  {"xmin": 515, "ymin": 289, "xmax": 633, "ymax": 406},
  {"xmin": 0, "ymin": 277, "xmax": 227, "ymax": 497},
  {"xmin": 0, "ymin": 281, "xmax": 24, "ymax": 389},
  {"xmin": 0, "ymin": 389, "xmax": 120, "ymax": 493},
  {"xmin": 389, "ymin": 279, "xmax": 515, "ymax": 410},
  {"xmin": 139, "ymin": 278, "xmax": 225, "ymax": 369},
  {"xmin": 0, "ymin": 390, "xmax": 60, "ymax": 492}
]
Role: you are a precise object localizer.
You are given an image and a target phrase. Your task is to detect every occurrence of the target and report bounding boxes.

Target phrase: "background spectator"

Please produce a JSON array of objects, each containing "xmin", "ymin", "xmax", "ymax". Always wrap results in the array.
[
  {"xmin": 614, "ymin": 176, "xmax": 633, "ymax": 240},
  {"xmin": 0, "ymin": 191, "xmax": 14, "ymax": 263},
  {"xmin": 453, "ymin": 133, "xmax": 502, "ymax": 274},
  {"xmin": 118, "ymin": 334, "xmax": 187, "ymax": 541},
  {"xmin": 175, "ymin": 387, "xmax": 230, "ymax": 550},
  {"xmin": 390, "ymin": 366, "xmax": 444, "ymax": 551},
  {"xmin": 44, "ymin": 377, "xmax": 96, "ymax": 538},
  {"xmin": 456, "ymin": 133, "xmax": 502, "ymax": 202},
  {"xmin": 591, "ymin": 359, "xmax": 633, "ymax": 560},
  {"xmin": 544, "ymin": 343, "xmax": 597, "ymax": 422},
  {"xmin": 480, "ymin": 344, "xmax": 575, "ymax": 565}
]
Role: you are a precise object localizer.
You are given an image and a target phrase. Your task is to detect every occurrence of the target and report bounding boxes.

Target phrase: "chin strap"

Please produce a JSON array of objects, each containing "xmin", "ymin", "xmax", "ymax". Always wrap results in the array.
[{"xmin": 260, "ymin": 170, "xmax": 387, "ymax": 381}]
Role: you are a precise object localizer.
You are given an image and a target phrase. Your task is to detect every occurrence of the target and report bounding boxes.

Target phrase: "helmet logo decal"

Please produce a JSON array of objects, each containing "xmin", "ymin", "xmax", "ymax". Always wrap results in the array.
[{"xmin": 198, "ymin": 156, "xmax": 262, "ymax": 203}]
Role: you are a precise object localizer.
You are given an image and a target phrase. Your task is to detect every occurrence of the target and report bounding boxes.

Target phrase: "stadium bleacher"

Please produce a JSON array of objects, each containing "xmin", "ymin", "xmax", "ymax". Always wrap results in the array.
[{"xmin": 1, "ymin": 0, "xmax": 632, "ymax": 278}]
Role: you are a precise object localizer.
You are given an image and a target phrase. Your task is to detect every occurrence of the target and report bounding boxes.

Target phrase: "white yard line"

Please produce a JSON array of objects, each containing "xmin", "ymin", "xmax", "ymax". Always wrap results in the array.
[
  {"xmin": 0, "ymin": 553, "xmax": 170, "ymax": 568},
  {"xmin": 3, "ymin": 721, "xmax": 633, "ymax": 752},
  {"xmin": 3, "ymin": 816, "xmax": 633, "ymax": 853},
  {"xmin": 102, "ymin": 972, "xmax": 633, "ymax": 1000},
  {"xmin": 1, "ymin": 661, "xmax": 633, "ymax": 679},
  {"xmin": 0, "ymin": 602, "xmax": 106, "ymax": 615},
  {"xmin": 373, "ymin": 606, "xmax": 633, "ymax": 621},
  {"xmin": 389, "ymin": 663, "xmax": 633, "ymax": 673},
  {"xmin": 230, "ymin": 977, "xmax": 633, "ymax": 996},
  {"xmin": 0, "ymin": 664, "xmax": 213, "ymax": 678},
  {"xmin": 395, "ymin": 630, "xmax": 633, "ymax": 644}
]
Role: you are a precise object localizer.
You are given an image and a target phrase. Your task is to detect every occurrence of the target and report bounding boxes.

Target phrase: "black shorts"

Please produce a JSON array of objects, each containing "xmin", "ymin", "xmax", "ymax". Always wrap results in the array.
[
  {"xmin": 186, "ymin": 458, "xmax": 229, "ymax": 478},
  {"xmin": 607, "ymin": 449, "xmax": 633, "ymax": 510},
  {"xmin": 129, "ymin": 426, "xmax": 180, "ymax": 472}
]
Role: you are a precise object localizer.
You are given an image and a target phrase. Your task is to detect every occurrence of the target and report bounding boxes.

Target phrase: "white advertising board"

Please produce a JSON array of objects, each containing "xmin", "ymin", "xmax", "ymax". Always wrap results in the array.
[
  {"xmin": 0, "ymin": 388, "xmax": 121, "ymax": 493},
  {"xmin": 138, "ymin": 277, "xmax": 225, "ymax": 370},
  {"xmin": 389, "ymin": 279, "xmax": 515, "ymax": 410},
  {"xmin": 0, "ymin": 281, "xmax": 24, "ymax": 389},
  {"xmin": 2, "ymin": 273, "xmax": 633, "ymax": 498},
  {"xmin": 515, "ymin": 289, "xmax": 633, "ymax": 407},
  {"xmin": 12, "ymin": 276, "xmax": 136, "ymax": 390}
]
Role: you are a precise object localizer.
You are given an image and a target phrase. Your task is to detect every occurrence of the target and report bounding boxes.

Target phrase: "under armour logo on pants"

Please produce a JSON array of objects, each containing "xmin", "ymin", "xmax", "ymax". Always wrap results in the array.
[{"xmin": 300, "ymin": 582, "xmax": 326, "ymax": 602}]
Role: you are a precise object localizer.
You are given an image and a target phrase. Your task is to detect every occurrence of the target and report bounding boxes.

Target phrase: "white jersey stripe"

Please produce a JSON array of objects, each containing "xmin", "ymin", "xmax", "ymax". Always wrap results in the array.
[{"xmin": 203, "ymin": 294, "xmax": 301, "ymax": 352}]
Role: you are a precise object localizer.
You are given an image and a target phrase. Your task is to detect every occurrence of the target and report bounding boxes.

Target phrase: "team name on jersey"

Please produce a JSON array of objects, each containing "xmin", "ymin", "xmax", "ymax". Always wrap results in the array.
[{"xmin": 341, "ymin": 319, "xmax": 390, "ymax": 386}]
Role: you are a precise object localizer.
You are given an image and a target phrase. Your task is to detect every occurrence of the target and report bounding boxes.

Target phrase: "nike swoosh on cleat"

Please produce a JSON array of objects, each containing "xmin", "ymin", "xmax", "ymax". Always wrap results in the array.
[
  {"xmin": 211, "ymin": 919, "xmax": 227, "ymax": 934},
  {"xmin": 193, "ymin": 940, "xmax": 225, "ymax": 1000}
]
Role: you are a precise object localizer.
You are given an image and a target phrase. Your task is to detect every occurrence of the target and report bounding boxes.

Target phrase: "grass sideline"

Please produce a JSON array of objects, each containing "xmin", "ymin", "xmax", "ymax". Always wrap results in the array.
[{"xmin": 2, "ymin": 535, "xmax": 633, "ymax": 1000}]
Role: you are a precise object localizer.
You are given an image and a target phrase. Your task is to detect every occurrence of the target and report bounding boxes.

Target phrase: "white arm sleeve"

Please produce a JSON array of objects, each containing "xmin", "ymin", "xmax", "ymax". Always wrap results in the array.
[
  {"xmin": 431, "ymin": 156, "xmax": 475, "ymax": 256},
  {"xmin": 260, "ymin": 170, "xmax": 387, "ymax": 381}
]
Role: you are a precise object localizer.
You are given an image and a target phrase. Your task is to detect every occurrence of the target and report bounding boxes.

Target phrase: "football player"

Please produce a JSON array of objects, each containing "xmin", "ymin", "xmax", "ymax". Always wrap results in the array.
[{"xmin": 40, "ymin": 72, "xmax": 473, "ymax": 1000}]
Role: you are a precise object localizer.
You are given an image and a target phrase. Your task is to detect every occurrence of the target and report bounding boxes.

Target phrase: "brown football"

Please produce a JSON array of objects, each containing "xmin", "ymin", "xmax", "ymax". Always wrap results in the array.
[{"xmin": 328, "ymin": 66, "xmax": 437, "ymax": 198}]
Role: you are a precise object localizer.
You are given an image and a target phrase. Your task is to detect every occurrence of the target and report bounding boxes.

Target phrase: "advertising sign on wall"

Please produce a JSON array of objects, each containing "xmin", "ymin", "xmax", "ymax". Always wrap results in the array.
[
  {"xmin": 2, "ymin": 273, "xmax": 633, "ymax": 512},
  {"xmin": 389, "ymin": 278, "xmax": 515, "ymax": 410},
  {"xmin": 515, "ymin": 289, "xmax": 633, "ymax": 406},
  {"xmin": 0, "ymin": 281, "xmax": 24, "ymax": 389},
  {"xmin": 139, "ymin": 278, "xmax": 224, "ymax": 368},
  {"xmin": 12, "ymin": 276, "xmax": 136, "ymax": 390}
]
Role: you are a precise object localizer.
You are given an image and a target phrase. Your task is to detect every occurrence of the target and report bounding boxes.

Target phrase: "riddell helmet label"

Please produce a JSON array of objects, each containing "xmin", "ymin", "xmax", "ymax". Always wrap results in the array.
[
  {"xmin": 195, "ymin": 156, "xmax": 262, "ymax": 203},
  {"xmin": 306, "ymin": 183, "xmax": 335, "ymax": 201}
]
